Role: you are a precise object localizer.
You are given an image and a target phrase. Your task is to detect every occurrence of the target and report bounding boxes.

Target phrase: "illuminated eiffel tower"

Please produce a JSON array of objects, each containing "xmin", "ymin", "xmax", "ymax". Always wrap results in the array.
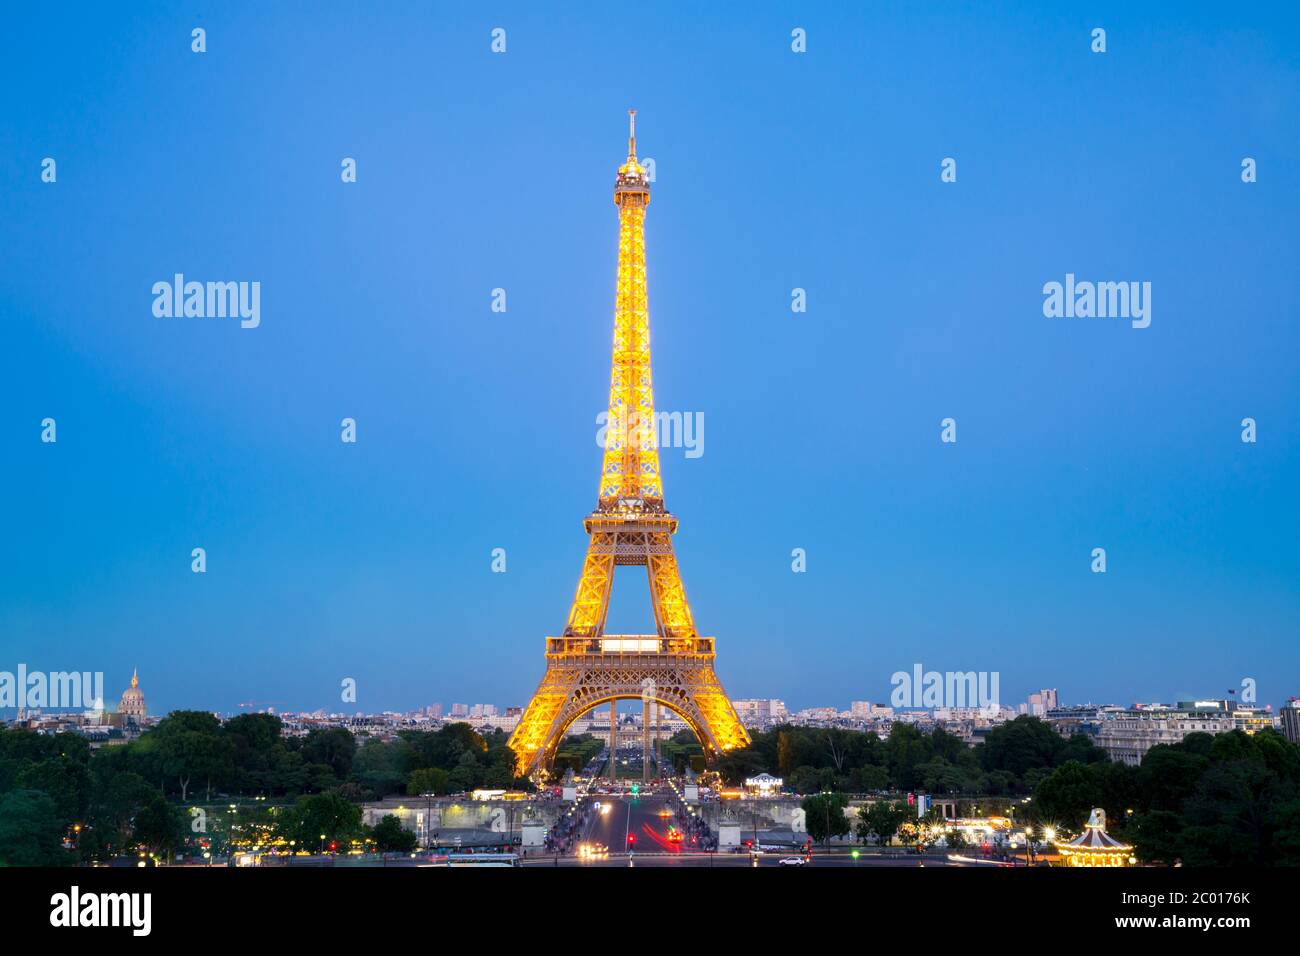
[{"xmin": 509, "ymin": 112, "xmax": 750, "ymax": 777}]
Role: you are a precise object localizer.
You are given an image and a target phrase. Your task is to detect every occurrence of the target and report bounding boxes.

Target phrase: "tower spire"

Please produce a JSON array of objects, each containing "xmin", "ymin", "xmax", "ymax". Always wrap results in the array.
[{"xmin": 605, "ymin": 111, "xmax": 659, "ymax": 512}]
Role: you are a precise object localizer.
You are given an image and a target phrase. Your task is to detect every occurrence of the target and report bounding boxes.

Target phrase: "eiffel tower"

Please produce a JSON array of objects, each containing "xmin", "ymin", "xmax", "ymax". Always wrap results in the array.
[{"xmin": 509, "ymin": 112, "xmax": 750, "ymax": 777}]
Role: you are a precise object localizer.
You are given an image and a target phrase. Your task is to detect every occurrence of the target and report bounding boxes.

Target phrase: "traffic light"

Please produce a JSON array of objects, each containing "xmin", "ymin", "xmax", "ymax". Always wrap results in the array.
[{"xmin": 627, "ymin": 834, "xmax": 636, "ymax": 848}]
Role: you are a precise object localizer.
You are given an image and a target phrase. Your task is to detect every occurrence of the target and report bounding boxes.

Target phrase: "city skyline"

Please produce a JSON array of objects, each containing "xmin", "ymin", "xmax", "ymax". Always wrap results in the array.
[
  {"xmin": 0, "ymin": 665, "xmax": 1285, "ymax": 722},
  {"xmin": 5, "ymin": 3, "xmax": 1299, "ymax": 719}
]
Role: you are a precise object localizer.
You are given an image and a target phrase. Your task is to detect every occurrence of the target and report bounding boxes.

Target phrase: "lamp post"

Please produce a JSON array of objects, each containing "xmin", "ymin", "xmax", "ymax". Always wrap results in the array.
[
  {"xmin": 426, "ymin": 791, "xmax": 435, "ymax": 850},
  {"xmin": 228, "ymin": 804, "xmax": 238, "ymax": 867}
]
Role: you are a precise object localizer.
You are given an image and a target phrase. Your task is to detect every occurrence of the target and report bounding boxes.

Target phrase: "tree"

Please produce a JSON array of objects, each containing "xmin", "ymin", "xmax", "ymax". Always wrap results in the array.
[
  {"xmin": 1130, "ymin": 809, "xmax": 1184, "ymax": 865},
  {"xmin": 1093, "ymin": 760, "xmax": 1140, "ymax": 825},
  {"xmin": 789, "ymin": 765, "xmax": 836, "ymax": 795},
  {"xmin": 1032, "ymin": 761, "xmax": 1103, "ymax": 828},
  {"xmin": 225, "ymin": 712, "xmax": 283, "ymax": 753},
  {"xmin": 15, "ymin": 756, "xmax": 89, "ymax": 822},
  {"xmin": 825, "ymin": 729, "xmax": 855, "ymax": 773},
  {"xmin": 372, "ymin": 814, "xmax": 417, "ymax": 853},
  {"xmin": 710, "ymin": 745, "xmax": 764, "ymax": 785},
  {"xmin": 407, "ymin": 767, "xmax": 450, "ymax": 797},
  {"xmin": 279, "ymin": 791, "xmax": 364, "ymax": 850},
  {"xmin": 777, "ymin": 730, "xmax": 811, "ymax": 777},
  {"xmin": 857, "ymin": 800, "xmax": 909, "ymax": 846},
  {"xmin": 0, "ymin": 790, "xmax": 71, "ymax": 866},
  {"xmin": 1180, "ymin": 759, "xmax": 1277, "ymax": 867},
  {"xmin": 146, "ymin": 711, "xmax": 231, "ymax": 801},
  {"xmin": 301, "ymin": 727, "xmax": 357, "ymax": 780},
  {"xmin": 801, "ymin": 792, "xmax": 850, "ymax": 845},
  {"xmin": 553, "ymin": 733, "xmax": 604, "ymax": 779},
  {"xmin": 917, "ymin": 757, "xmax": 971, "ymax": 795},
  {"xmin": 448, "ymin": 751, "xmax": 481, "ymax": 793},
  {"xmin": 980, "ymin": 717, "xmax": 1065, "ymax": 786},
  {"xmin": 95, "ymin": 771, "xmax": 158, "ymax": 855},
  {"xmin": 849, "ymin": 764, "xmax": 891, "ymax": 793},
  {"xmin": 1139, "ymin": 746, "xmax": 1209, "ymax": 812},
  {"xmin": 224, "ymin": 713, "xmax": 287, "ymax": 794},
  {"xmin": 403, "ymin": 723, "xmax": 487, "ymax": 770},
  {"xmin": 1272, "ymin": 799, "xmax": 1300, "ymax": 867},
  {"xmin": 132, "ymin": 795, "xmax": 186, "ymax": 858},
  {"xmin": 1057, "ymin": 732, "xmax": 1108, "ymax": 765},
  {"xmin": 354, "ymin": 739, "xmax": 413, "ymax": 798},
  {"xmin": 884, "ymin": 724, "xmax": 934, "ymax": 791}
]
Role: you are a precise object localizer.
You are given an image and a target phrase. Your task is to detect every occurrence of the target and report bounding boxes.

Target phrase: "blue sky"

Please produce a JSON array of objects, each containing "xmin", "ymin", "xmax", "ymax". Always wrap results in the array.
[{"xmin": 3, "ymin": 2, "xmax": 1298, "ymax": 716}]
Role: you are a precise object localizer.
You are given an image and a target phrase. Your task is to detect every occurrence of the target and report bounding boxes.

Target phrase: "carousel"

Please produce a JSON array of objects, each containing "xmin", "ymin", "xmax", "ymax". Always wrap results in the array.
[{"xmin": 1053, "ymin": 808, "xmax": 1134, "ymax": 866}]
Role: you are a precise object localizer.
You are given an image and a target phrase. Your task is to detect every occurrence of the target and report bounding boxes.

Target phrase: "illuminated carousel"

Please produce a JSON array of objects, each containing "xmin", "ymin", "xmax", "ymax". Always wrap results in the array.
[{"xmin": 1053, "ymin": 808, "xmax": 1134, "ymax": 867}]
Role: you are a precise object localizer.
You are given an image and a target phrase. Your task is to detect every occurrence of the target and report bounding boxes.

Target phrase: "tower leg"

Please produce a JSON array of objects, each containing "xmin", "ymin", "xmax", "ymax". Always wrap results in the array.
[
  {"xmin": 642, "ymin": 697, "xmax": 650, "ymax": 784},
  {"xmin": 608, "ymin": 701, "xmax": 617, "ymax": 785},
  {"xmin": 656, "ymin": 702, "xmax": 662, "ymax": 775}
]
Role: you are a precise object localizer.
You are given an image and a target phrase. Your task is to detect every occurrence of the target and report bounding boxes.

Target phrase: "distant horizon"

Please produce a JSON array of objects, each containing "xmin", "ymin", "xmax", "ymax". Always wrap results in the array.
[{"xmin": 0, "ymin": 667, "xmax": 1286, "ymax": 721}]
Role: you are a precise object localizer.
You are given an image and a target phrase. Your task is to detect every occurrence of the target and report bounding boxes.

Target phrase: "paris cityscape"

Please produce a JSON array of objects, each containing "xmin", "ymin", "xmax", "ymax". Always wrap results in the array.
[
  {"xmin": 10, "ymin": 108, "xmax": 1295, "ymax": 874},
  {"xmin": 4, "ymin": 1, "xmax": 1296, "ymax": 938},
  {"xmin": 6, "ymin": 666, "xmax": 1299, "ymax": 872}
]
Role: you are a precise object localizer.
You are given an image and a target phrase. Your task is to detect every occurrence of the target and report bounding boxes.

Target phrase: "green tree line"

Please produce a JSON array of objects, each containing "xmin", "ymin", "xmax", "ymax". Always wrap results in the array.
[
  {"xmin": 0, "ymin": 714, "xmax": 527, "ymax": 865},
  {"xmin": 712, "ymin": 715, "xmax": 1103, "ymax": 795},
  {"xmin": 714, "ymin": 717, "xmax": 1300, "ymax": 864}
]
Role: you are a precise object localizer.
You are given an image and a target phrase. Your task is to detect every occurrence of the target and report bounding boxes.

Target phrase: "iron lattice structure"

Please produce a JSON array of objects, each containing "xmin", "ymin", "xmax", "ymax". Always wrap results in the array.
[{"xmin": 509, "ymin": 113, "xmax": 750, "ymax": 776}]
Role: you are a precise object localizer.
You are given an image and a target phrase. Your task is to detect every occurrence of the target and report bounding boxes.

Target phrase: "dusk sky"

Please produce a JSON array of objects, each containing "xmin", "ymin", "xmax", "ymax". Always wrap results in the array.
[{"xmin": 4, "ymin": 2, "xmax": 1298, "ymax": 716}]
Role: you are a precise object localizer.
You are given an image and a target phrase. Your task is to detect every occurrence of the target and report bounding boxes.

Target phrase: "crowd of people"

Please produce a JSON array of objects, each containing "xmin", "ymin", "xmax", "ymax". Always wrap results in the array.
[
  {"xmin": 542, "ymin": 799, "xmax": 595, "ymax": 854},
  {"xmin": 673, "ymin": 800, "xmax": 718, "ymax": 851}
]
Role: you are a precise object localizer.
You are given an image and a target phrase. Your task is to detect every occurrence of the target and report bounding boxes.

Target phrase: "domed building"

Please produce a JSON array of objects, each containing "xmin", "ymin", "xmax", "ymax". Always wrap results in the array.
[{"xmin": 118, "ymin": 669, "xmax": 146, "ymax": 723}]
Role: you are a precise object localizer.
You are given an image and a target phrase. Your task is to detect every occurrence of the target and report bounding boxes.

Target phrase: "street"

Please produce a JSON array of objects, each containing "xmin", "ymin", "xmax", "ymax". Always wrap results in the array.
[{"xmin": 520, "ymin": 791, "xmax": 959, "ymax": 868}]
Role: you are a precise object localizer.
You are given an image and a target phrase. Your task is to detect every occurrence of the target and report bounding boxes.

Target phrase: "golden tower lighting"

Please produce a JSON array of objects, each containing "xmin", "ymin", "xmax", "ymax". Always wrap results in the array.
[{"xmin": 509, "ymin": 112, "xmax": 750, "ymax": 777}]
